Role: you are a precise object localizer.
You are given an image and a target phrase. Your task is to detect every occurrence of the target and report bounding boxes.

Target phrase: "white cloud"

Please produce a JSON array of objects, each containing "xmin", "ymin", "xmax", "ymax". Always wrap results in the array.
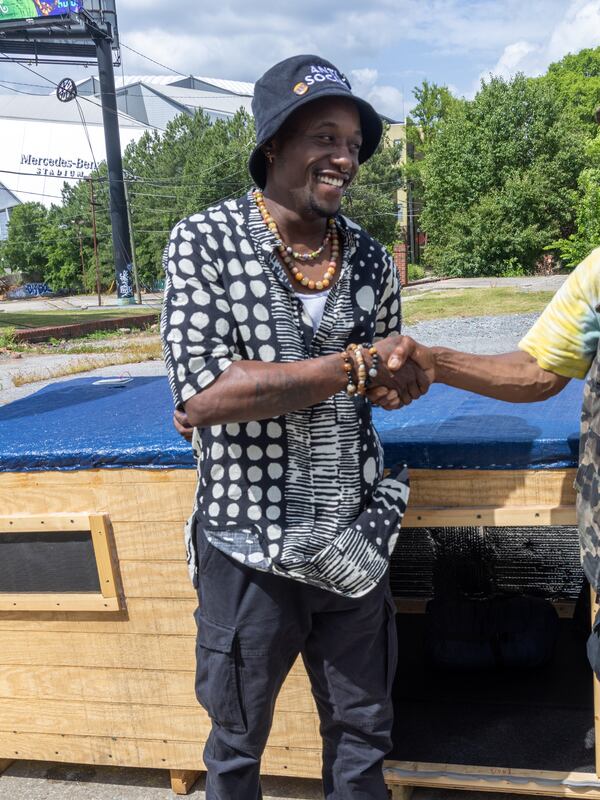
[
  {"xmin": 116, "ymin": 1, "xmax": 565, "ymax": 84},
  {"xmin": 350, "ymin": 68, "xmax": 405, "ymax": 119},
  {"xmin": 483, "ymin": 0, "xmax": 600, "ymax": 84},
  {"xmin": 546, "ymin": 0, "xmax": 600, "ymax": 62},
  {"xmin": 1, "ymin": 0, "xmax": 593, "ymax": 109}
]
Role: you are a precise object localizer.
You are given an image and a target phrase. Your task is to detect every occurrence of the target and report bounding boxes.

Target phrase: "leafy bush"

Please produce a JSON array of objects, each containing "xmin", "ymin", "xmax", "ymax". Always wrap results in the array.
[{"xmin": 420, "ymin": 74, "xmax": 585, "ymax": 276}]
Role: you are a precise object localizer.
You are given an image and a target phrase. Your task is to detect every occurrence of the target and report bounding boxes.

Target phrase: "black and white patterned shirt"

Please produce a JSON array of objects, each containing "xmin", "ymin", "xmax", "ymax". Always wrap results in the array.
[{"xmin": 161, "ymin": 191, "xmax": 409, "ymax": 597}]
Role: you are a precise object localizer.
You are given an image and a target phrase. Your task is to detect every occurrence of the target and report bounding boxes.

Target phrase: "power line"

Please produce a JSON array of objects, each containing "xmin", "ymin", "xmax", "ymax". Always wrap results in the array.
[
  {"xmin": 0, "ymin": 79, "xmax": 52, "ymax": 90},
  {"xmin": 75, "ymin": 98, "xmax": 98, "ymax": 172},
  {"xmin": 0, "ymin": 51, "xmax": 161, "ymax": 133},
  {"xmin": 0, "ymin": 77, "xmax": 253, "ymax": 102},
  {"xmin": 118, "ymin": 40, "xmax": 188, "ymax": 79},
  {"xmin": 0, "ymin": 81, "xmax": 41, "ymax": 95},
  {"xmin": 3, "ymin": 187, "xmax": 65, "ymax": 201}
]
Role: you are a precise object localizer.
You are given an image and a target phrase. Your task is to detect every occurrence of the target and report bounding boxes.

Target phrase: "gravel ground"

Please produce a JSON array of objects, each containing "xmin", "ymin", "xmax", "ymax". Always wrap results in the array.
[{"xmin": 404, "ymin": 312, "xmax": 539, "ymax": 354}]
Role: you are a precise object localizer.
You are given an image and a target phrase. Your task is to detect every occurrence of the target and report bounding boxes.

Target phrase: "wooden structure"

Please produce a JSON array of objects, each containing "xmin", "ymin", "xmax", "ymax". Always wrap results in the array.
[{"xmin": 0, "ymin": 376, "xmax": 597, "ymax": 796}]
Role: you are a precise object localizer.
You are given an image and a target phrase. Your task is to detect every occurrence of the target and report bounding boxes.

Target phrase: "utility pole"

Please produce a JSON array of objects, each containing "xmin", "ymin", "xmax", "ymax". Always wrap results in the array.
[
  {"xmin": 88, "ymin": 178, "xmax": 102, "ymax": 308},
  {"xmin": 72, "ymin": 218, "xmax": 85, "ymax": 288},
  {"xmin": 123, "ymin": 178, "xmax": 142, "ymax": 305},
  {"xmin": 89, "ymin": 25, "xmax": 134, "ymax": 305}
]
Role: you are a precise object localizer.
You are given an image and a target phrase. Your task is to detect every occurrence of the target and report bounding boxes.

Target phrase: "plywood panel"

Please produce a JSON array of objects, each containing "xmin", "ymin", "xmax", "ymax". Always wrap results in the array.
[
  {"xmin": 119, "ymin": 561, "xmax": 195, "ymax": 599},
  {"xmin": 0, "ymin": 630, "xmax": 194, "ymax": 671},
  {"xmin": 111, "ymin": 521, "xmax": 189, "ymax": 561},
  {"xmin": 0, "ymin": 698, "xmax": 320, "ymax": 747},
  {"xmin": 403, "ymin": 504, "xmax": 576, "ymax": 527},
  {"xmin": 0, "ymin": 474, "xmax": 195, "ymax": 522},
  {"xmin": 0, "ymin": 665, "xmax": 318, "ymax": 713},
  {"xmin": 0, "ymin": 597, "xmax": 197, "ymax": 635},
  {"xmin": 0, "ymin": 630, "xmax": 309, "ymax": 679},
  {"xmin": 409, "ymin": 469, "xmax": 577, "ymax": 508},
  {"xmin": 0, "ymin": 470, "xmax": 196, "ymax": 489},
  {"xmin": 3, "ymin": 469, "xmax": 577, "ymax": 522},
  {"xmin": 0, "ymin": 731, "xmax": 322, "ymax": 777}
]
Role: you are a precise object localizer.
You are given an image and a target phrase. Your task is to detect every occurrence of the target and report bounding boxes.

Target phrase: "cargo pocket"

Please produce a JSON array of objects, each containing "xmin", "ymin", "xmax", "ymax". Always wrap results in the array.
[{"xmin": 194, "ymin": 610, "xmax": 246, "ymax": 734}]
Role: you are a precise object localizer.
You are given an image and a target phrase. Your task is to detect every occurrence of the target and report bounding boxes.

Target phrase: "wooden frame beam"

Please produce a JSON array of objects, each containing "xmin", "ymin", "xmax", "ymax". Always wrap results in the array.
[
  {"xmin": 170, "ymin": 770, "xmax": 202, "ymax": 795},
  {"xmin": 384, "ymin": 762, "xmax": 600, "ymax": 798},
  {"xmin": 403, "ymin": 504, "xmax": 577, "ymax": 527}
]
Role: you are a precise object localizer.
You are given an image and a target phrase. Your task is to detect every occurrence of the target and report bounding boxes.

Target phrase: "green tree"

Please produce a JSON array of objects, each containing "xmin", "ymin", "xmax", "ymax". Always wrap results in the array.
[
  {"xmin": 552, "ymin": 132, "xmax": 600, "ymax": 266},
  {"xmin": 124, "ymin": 109, "xmax": 254, "ymax": 288},
  {"xmin": 420, "ymin": 74, "xmax": 586, "ymax": 276},
  {"xmin": 542, "ymin": 46, "xmax": 600, "ymax": 135},
  {"xmin": 3, "ymin": 202, "xmax": 49, "ymax": 281},
  {"xmin": 10, "ymin": 107, "xmax": 409, "ymax": 291},
  {"xmin": 406, "ymin": 80, "xmax": 461, "ymax": 153},
  {"xmin": 342, "ymin": 128, "xmax": 404, "ymax": 248},
  {"xmin": 44, "ymin": 165, "xmax": 114, "ymax": 292}
]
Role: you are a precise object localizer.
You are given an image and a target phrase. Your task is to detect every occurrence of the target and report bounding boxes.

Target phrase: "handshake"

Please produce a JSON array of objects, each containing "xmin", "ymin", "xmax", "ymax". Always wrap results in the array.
[
  {"xmin": 173, "ymin": 335, "xmax": 433, "ymax": 440},
  {"xmin": 363, "ymin": 334, "xmax": 434, "ymax": 411}
]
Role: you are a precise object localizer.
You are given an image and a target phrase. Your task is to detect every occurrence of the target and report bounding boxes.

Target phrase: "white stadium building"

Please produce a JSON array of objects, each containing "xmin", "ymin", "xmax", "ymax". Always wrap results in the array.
[{"xmin": 0, "ymin": 74, "xmax": 254, "ymax": 239}]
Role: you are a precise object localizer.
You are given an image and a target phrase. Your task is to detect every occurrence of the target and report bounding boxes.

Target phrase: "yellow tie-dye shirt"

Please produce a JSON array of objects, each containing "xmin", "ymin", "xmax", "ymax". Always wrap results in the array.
[{"xmin": 519, "ymin": 248, "xmax": 600, "ymax": 379}]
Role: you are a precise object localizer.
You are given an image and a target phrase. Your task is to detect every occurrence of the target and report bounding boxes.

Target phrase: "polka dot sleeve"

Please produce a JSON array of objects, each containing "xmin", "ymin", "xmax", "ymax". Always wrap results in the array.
[
  {"xmin": 161, "ymin": 218, "xmax": 240, "ymax": 407},
  {"xmin": 374, "ymin": 250, "xmax": 402, "ymax": 339}
]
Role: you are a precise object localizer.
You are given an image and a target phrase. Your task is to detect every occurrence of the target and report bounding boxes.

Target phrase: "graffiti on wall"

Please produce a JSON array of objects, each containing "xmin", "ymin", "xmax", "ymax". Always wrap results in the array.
[{"xmin": 6, "ymin": 283, "xmax": 53, "ymax": 299}]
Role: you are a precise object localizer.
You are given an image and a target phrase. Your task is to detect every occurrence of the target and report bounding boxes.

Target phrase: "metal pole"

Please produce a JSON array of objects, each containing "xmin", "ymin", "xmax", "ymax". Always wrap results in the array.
[
  {"xmin": 123, "ymin": 179, "xmax": 142, "ymax": 305},
  {"xmin": 77, "ymin": 223, "xmax": 85, "ymax": 288},
  {"xmin": 88, "ymin": 178, "xmax": 102, "ymax": 307},
  {"xmin": 91, "ymin": 31, "xmax": 134, "ymax": 305},
  {"xmin": 407, "ymin": 182, "xmax": 416, "ymax": 265}
]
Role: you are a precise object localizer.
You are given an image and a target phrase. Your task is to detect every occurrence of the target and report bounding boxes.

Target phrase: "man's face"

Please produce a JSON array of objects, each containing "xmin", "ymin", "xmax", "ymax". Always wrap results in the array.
[{"xmin": 267, "ymin": 97, "xmax": 362, "ymax": 218}]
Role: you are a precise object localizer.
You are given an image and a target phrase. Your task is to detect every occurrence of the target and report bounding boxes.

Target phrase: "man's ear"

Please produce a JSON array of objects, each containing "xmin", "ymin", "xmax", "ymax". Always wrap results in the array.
[{"xmin": 263, "ymin": 139, "xmax": 275, "ymax": 164}]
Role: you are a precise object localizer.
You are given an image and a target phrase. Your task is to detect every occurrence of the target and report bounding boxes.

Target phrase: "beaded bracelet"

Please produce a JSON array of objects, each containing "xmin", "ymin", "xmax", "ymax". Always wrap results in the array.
[
  {"xmin": 342, "ymin": 350, "xmax": 357, "ymax": 395},
  {"xmin": 343, "ymin": 343, "xmax": 380, "ymax": 397},
  {"xmin": 349, "ymin": 343, "xmax": 368, "ymax": 395},
  {"xmin": 366, "ymin": 345, "xmax": 379, "ymax": 380}
]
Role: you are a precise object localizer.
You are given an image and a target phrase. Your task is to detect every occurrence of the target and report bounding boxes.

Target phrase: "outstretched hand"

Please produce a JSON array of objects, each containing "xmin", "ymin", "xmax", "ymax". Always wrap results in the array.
[
  {"xmin": 366, "ymin": 336, "xmax": 436, "ymax": 410},
  {"xmin": 386, "ymin": 335, "xmax": 436, "ymax": 382}
]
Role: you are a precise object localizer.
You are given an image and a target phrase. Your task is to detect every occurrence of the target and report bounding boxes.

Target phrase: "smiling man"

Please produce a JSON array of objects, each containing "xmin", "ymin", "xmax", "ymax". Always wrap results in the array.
[{"xmin": 161, "ymin": 54, "xmax": 428, "ymax": 800}]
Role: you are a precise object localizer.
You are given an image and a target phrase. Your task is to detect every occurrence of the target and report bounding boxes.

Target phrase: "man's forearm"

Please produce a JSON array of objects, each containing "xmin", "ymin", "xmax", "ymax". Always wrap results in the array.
[
  {"xmin": 184, "ymin": 354, "xmax": 347, "ymax": 427},
  {"xmin": 431, "ymin": 347, "xmax": 570, "ymax": 402}
]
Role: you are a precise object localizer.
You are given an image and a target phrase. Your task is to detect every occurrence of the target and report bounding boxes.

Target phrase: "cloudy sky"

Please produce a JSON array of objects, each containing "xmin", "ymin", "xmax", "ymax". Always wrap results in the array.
[{"xmin": 2, "ymin": 0, "xmax": 600, "ymax": 119}]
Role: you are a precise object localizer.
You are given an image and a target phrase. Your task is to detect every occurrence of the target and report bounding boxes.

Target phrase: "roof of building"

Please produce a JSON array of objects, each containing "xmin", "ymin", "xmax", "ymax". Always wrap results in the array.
[
  {"xmin": 0, "ymin": 93, "xmax": 150, "ymax": 129},
  {"xmin": 77, "ymin": 74, "xmax": 254, "ymax": 97},
  {"xmin": 133, "ymin": 83, "xmax": 253, "ymax": 116},
  {"xmin": 0, "ymin": 182, "xmax": 21, "ymax": 209}
]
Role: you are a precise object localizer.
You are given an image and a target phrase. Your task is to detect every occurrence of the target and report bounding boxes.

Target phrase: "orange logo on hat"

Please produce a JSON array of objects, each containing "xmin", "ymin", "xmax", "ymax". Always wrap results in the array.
[{"xmin": 293, "ymin": 82, "xmax": 309, "ymax": 96}]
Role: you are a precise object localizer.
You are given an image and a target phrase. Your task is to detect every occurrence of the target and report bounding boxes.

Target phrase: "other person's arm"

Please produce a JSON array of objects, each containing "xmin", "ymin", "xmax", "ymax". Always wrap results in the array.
[{"xmin": 376, "ymin": 249, "xmax": 600, "ymax": 403}]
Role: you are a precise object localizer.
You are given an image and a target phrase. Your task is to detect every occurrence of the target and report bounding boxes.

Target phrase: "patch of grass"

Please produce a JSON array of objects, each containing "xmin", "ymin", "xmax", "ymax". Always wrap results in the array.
[
  {"xmin": 0, "ymin": 326, "xmax": 16, "ymax": 348},
  {"xmin": 408, "ymin": 264, "xmax": 427, "ymax": 282},
  {"xmin": 11, "ymin": 341, "xmax": 163, "ymax": 386},
  {"xmin": 0, "ymin": 308, "xmax": 159, "ymax": 329},
  {"xmin": 402, "ymin": 287, "xmax": 556, "ymax": 325}
]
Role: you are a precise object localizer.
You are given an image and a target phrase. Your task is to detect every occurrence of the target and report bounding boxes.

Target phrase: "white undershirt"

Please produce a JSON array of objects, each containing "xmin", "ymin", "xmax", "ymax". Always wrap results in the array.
[{"xmin": 296, "ymin": 289, "xmax": 331, "ymax": 333}]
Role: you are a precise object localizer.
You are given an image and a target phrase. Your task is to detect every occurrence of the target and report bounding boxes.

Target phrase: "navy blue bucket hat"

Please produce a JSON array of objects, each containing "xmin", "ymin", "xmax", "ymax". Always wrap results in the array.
[{"xmin": 249, "ymin": 54, "xmax": 383, "ymax": 189}]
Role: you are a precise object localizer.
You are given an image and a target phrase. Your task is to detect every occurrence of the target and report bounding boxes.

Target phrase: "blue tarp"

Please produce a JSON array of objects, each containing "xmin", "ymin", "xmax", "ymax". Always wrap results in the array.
[{"xmin": 0, "ymin": 376, "xmax": 585, "ymax": 473}]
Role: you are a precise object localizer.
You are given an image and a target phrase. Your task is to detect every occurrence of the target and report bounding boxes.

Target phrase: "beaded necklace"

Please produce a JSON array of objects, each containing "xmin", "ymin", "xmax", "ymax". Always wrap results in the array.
[{"xmin": 254, "ymin": 190, "xmax": 339, "ymax": 291}]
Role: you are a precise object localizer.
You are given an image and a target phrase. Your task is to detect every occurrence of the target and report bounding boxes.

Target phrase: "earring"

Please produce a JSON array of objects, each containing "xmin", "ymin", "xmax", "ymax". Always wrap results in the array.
[{"xmin": 265, "ymin": 151, "xmax": 274, "ymax": 164}]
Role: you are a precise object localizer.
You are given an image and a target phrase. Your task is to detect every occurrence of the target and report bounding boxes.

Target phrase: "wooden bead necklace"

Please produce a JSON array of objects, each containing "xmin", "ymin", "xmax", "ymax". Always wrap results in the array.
[{"xmin": 254, "ymin": 190, "xmax": 339, "ymax": 291}]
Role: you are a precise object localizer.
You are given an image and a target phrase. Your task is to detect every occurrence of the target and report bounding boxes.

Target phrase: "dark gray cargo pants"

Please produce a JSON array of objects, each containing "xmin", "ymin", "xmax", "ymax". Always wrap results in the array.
[{"xmin": 194, "ymin": 525, "xmax": 397, "ymax": 799}]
